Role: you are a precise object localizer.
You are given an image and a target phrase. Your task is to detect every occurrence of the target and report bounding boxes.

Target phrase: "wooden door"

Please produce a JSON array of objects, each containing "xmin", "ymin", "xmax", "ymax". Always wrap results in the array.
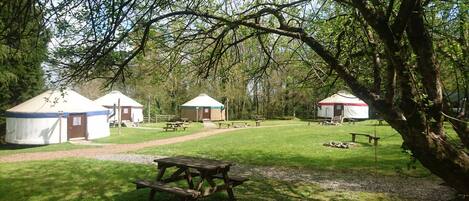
[
  {"xmin": 67, "ymin": 113, "xmax": 87, "ymax": 139},
  {"xmin": 121, "ymin": 106, "xmax": 132, "ymax": 121},
  {"xmin": 333, "ymin": 104, "xmax": 344, "ymax": 116},
  {"xmin": 202, "ymin": 107, "xmax": 211, "ymax": 119}
]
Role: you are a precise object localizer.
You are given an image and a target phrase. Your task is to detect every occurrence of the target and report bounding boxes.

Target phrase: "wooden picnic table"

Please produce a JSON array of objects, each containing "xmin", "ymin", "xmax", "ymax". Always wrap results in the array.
[
  {"xmin": 164, "ymin": 122, "xmax": 187, "ymax": 131},
  {"xmin": 134, "ymin": 156, "xmax": 248, "ymax": 201}
]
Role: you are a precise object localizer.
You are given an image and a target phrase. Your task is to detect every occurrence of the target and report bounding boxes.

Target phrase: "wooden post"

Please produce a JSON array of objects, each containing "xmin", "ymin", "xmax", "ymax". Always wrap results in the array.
[
  {"xmin": 118, "ymin": 98, "xmax": 121, "ymax": 135},
  {"xmin": 226, "ymin": 98, "xmax": 229, "ymax": 121},
  {"xmin": 58, "ymin": 111, "xmax": 63, "ymax": 143},
  {"xmin": 147, "ymin": 95, "xmax": 151, "ymax": 123}
]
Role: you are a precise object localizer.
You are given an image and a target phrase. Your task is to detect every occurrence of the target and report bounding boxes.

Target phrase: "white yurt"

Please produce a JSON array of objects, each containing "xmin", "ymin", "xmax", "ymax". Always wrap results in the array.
[
  {"xmin": 94, "ymin": 91, "xmax": 144, "ymax": 123},
  {"xmin": 5, "ymin": 89, "xmax": 110, "ymax": 144},
  {"xmin": 181, "ymin": 93, "xmax": 225, "ymax": 121},
  {"xmin": 317, "ymin": 91, "xmax": 369, "ymax": 119}
]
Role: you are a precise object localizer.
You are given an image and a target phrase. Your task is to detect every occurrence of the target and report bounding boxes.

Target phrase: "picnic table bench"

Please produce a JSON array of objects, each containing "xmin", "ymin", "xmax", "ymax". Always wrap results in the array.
[
  {"xmin": 218, "ymin": 122, "xmax": 231, "ymax": 129},
  {"xmin": 133, "ymin": 156, "xmax": 248, "ymax": 201},
  {"xmin": 350, "ymin": 132, "xmax": 380, "ymax": 146},
  {"xmin": 255, "ymin": 120, "xmax": 261, "ymax": 127},
  {"xmin": 231, "ymin": 121, "xmax": 248, "ymax": 127}
]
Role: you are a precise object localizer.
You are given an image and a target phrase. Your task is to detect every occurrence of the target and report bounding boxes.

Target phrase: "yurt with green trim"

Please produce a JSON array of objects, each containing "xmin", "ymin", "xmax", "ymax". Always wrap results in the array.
[
  {"xmin": 5, "ymin": 89, "xmax": 110, "ymax": 144},
  {"xmin": 180, "ymin": 94, "xmax": 225, "ymax": 121}
]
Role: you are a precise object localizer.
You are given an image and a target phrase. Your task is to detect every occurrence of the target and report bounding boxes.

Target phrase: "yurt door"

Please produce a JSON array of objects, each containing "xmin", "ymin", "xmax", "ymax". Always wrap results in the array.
[
  {"xmin": 121, "ymin": 107, "xmax": 132, "ymax": 121},
  {"xmin": 67, "ymin": 113, "xmax": 87, "ymax": 139},
  {"xmin": 333, "ymin": 104, "xmax": 344, "ymax": 116},
  {"xmin": 202, "ymin": 107, "xmax": 211, "ymax": 119}
]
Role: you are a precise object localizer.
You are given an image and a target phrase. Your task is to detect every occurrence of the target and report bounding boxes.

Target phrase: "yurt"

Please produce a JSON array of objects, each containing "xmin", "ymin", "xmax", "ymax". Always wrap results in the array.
[
  {"xmin": 181, "ymin": 94, "xmax": 225, "ymax": 121},
  {"xmin": 317, "ymin": 91, "xmax": 369, "ymax": 119},
  {"xmin": 94, "ymin": 91, "xmax": 144, "ymax": 123},
  {"xmin": 5, "ymin": 89, "xmax": 110, "ymax": 144}
]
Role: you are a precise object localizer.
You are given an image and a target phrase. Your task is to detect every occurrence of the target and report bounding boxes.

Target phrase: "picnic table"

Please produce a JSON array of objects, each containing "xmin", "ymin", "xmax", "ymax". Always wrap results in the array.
[
  {"xmin": 134, "ymin": 156, "xmax": 248, "ymax": 201},
  {"xmin": 164, "ymin": 122, "xmax": 187, "ymax": 131}
]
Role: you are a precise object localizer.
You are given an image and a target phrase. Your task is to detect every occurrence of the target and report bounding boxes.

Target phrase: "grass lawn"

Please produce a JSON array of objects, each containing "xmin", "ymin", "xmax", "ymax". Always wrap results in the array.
[
  {"xmin": 0, "ymin": 143, "xmax": 100, "ymax": 156},
  {"xmin": 0, "ymin": 159, "xmax": 400, "ymax": 201},
  {"xmin": 135, "ymin": 120, "xmax": 430, "ymax": 177},
  {"xmin": 0, "ymin": 122, "xmax": 203, "ymax": 156},
  {"xmin": 225, "ymin": 119, "xmax": 308, "ymax": 126},
  {"xmin": 92, "ymin": 122, "xmax": 204, "ymax": 144}
]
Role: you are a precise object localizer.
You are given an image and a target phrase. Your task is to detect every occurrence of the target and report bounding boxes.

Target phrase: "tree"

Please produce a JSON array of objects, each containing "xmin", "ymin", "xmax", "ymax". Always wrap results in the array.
[
  {"xmin": 41, "ymin": 0, "xmax": 468, "ymax": 194},
  {"xmin": 0, "ymin": 0, "xmax": 49, "ymax": 141}
]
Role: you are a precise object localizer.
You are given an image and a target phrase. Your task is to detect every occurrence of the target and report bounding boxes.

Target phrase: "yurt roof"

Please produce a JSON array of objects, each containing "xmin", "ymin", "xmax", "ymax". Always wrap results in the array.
[
  {"xmin": 318, "ymin": 91, "xmax": 368, "ymax": 106},
  {"xmin": 181, "ymin": 93, "xmax": 224, "ymax": 108},
  {"xmin": 94, "ymin": 91, "xmax": 143, "ymax": 107},
  {"xmin": 7, "ymin": 89, "xmax": 108, "ymax": 115}
]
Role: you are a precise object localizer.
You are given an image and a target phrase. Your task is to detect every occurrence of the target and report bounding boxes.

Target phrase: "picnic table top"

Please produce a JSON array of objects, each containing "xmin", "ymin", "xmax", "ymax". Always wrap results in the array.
[
  {"xmin": 154, "ymin": 156, "xmax": 232, "ymax": 170},
  {"xmin": 166, "ymin": 121, "xmax": 184, "ymax": 125}
]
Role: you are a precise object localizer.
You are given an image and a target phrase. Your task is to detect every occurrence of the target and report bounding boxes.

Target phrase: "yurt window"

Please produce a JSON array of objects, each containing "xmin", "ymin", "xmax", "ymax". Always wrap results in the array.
[
  {"xmin": 123, "ymin": 108, "xmax": 129, "ymax": 114},
  {"xmin": 204, "ymin": 108, "xmax": 209, "ymax": 113},
  {"xmin": 73, "ymin": 116, "xmax": 82, "ymax": 125}
]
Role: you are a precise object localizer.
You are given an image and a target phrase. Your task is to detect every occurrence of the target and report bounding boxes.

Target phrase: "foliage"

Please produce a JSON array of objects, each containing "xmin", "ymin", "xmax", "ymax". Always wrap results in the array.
[{"xmin": 0, "ymin": 0, "xmax": 49, "ymax": 141}]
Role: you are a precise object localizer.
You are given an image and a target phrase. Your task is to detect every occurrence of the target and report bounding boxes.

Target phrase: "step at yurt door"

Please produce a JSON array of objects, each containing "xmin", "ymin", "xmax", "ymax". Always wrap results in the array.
[{"xmin": 67, "ymin": 113, "xmax": 87, "ymax": 139}]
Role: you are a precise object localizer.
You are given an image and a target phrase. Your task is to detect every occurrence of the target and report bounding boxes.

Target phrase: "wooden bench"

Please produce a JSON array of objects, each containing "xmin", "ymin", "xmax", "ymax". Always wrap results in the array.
[
  {"xmin": 350, "ymin": 132, "xmax": 380, "ymax": 146},
  {"xmin": 231, "ymin": 121, "xmax": 248, "ymax": 127},
  {"xmin": 133, "ymin": 180, "xmax": 200, "ymax": 200},
  {"xmin": 218, "ymin": 122, "xmax": 231, "ymax": 129},
  {"xmin": 163, "ymin": 126, "xmax": 177, "ymax": 132},
  {"xmin": 255, "ymin": 120, "xmax": 261, "ymax": 127},
  {"xmin": 211, "ymin": 174, "xmax": 249, "ymax": 187}
]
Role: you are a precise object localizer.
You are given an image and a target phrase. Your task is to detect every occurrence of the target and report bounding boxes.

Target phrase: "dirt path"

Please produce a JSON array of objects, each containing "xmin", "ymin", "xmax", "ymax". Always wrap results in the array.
[{"xmin": 0, "ymin": 128, "xmax": 240, "ymax": 163}]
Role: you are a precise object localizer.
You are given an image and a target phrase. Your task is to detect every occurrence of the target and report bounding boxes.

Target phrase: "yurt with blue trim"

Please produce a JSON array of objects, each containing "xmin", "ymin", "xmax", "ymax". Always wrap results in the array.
[
  {"xmin": 5, "ymin": 89, "xmax": 110, "ymax": 144},
  {"xmin": 180, "ymin": 93, "xmax": 225, "ymax": 121}
]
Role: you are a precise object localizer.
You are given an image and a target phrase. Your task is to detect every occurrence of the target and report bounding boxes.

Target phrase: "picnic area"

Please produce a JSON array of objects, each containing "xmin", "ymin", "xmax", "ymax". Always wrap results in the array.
[
  {"xmin": 1, "ymin": 0, "xmax": 468, "ymax": 200},
  {"xmin": 0, "ymin": 120, "xmax": 458, "ymax": 201}
]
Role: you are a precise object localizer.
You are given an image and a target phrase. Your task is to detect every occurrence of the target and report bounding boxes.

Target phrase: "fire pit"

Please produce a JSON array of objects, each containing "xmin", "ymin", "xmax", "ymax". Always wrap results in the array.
[{"xmin": 323, "ymin": 141, "xmax": 356, "ymax": 149}]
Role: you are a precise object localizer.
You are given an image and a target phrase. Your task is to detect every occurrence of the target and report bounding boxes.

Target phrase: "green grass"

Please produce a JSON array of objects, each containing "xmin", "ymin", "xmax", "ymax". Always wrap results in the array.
[
  {"xmin": 135, "ymin": 120, "xmax": 430, "ymax": 177},
  {"xmin": 92, "ymin": 122, "xmax": 204, "ymax": 144},
  {"xmin": 0, "ymin": 122, "xmax": 204, "ymax": 156},
  {"xmin": 224, "ymin": 119, "xmax": 307, "ymax": 126},
  {"xmin": 0, "ymin": 159, "xmax": 402, "ymax": 201},
  {"xmin": 0, "ymin": 143, "xmax": 100, "ymax": 156}
]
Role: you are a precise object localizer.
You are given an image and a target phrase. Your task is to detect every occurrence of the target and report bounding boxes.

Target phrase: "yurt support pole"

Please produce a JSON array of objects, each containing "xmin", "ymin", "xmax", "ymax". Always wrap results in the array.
[
  {"xmin": 147, "ymin": 95, "xmax": 151, "ymax": 123},
  {"xmin": 118, "ymin": 98, "xmax": 121, "ymax": 135},
  {"xmin": 59, "ymin": 111, "xmax": 63, "ymax": 143}
]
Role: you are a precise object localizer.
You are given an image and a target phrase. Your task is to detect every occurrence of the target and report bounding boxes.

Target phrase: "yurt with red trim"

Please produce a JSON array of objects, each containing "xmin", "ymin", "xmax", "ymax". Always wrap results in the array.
[{"xmin": 317, "ymin": 91, "xmax": 369, "ymax": 119}]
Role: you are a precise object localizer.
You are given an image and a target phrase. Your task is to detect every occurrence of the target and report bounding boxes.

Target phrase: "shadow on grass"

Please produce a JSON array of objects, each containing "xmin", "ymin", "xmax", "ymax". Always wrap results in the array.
[
  {"xmin": 0, "ymin": 159, "xmax": 367, "ymax": 201},
  {"xmin": 0, "ymin": 143, "xmax": 47, "ymax": 151}
]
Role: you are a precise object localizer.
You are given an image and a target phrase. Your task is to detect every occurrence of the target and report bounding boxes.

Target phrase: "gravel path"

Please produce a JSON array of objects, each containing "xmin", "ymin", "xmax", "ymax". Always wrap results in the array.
[{"xmin": 92, "ymin": 153, "xmax": 456, "ymax": 201}]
